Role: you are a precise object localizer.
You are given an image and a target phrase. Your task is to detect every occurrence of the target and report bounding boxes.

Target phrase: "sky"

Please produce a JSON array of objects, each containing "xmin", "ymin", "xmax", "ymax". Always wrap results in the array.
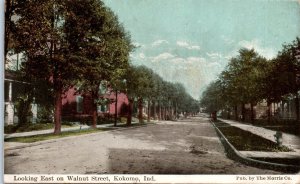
[{"xmin": 102, "ymin": 0, "xmax": 300, "ymax": 99}]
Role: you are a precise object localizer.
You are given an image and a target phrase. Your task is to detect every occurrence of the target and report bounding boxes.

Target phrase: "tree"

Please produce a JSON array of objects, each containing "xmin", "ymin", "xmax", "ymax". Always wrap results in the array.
[
  {"xmin": 110, "ymin": 70, "xmax": 128, "ymax": 126},
  {"xmin": 200, "ymin": 80, "xmax": 224, "ymax": 114},
  {"xmin": 124, "ymin": 66, "xmax": 154, "ymax": 124},
  {"xmin": 218, "ymin": 48, "xmax": 267, "ymax": 122},
  {"xmin": 5, "ymin": 0, "xmax": 18, "ymax": 59},
  {"xmin": 14, "ymin": 0, "xmax": 68, "ymax": 134},
  {"xmin": 64, "ymin": 0, "xmax": 132, "ymax": 128},
  {"xmin": 13, "ymin": 0, "xmax": 132, "ymax": 133},
  {"xmin": 275, "ymin": 38, "xmax": 300, "ymax": 121}
]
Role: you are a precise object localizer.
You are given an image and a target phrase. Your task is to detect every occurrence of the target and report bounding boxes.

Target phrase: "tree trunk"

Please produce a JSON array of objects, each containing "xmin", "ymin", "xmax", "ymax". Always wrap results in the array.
[
  {"xmin": 5, "ymin": 0, "xmax": 13, "ymax": 59},
  {"xmin": 168, "ymin": 105, "xmax": 171, "ymax": 120},
  {"xmin": 165, "ymin": 106, "xmax": 167, "ymax": 120},
  {"xmin": 147, "ymin": 100, "xmax": 150, "ymax": 122},
  {"xmin": 234, "ymin": 105, "xmax": 238, "ymax": 121},
  {"xmin": 54, "ymin": 88, "xmax": 62, "ymax": 134},
  {"xmin": 175, "ymin": 103, "xmax": 177, "ymax": 120},
  {"xmin": 241, "ymin": 104, "xmax": 245, "ymax": 122},
  {"xmin": 91, "ymin": 90, "xmax": 99, "ymax": 128},
  {"xmin": 138, "ymin": 97, "xmax": 143, "ymax": 123},
  {"xmin": 153, "ymin": 101, "xmax": 156, "ymax": 120},
  {"xmin": 162, "ymin": 107, "xmax": 165, "ymax": 120},
  {"xmin": 92, "ymin": 102, "xmax": 97, "ymax": 128},
  {"xmin": 127, "ymin": 98, "xmax": 133, "ymax": 126},
  {"xmin": 212, "ymin": 111, "xmax": 217, "ymax": 121},
  {"xmin": 159, "ymin": 103, "xmax": 162, "ymax": 120},
  {"xmin": 267, "ymin": 100, "xmax": 271, "ymax": 123},
  {"xmin": 250, "ymin": 103, "xmax": 254, "ymax": 123},
  {"xmin": 295, "ymin": 92, "xmax": 299, "ymax": 121},
  {"xmin": 114, "ymin": 91, "xmax": 118, "ymax": 127},
  {"xmin": 281, "ymin": 101, "xmax": 284, "ymax": 117},
  {"xmin": 171, "ymin": 106, "xmax": 174, "ymax": 120},
  {"xmin": 227, "ymin": 108, "xmax": 231, "ymax": 119}
]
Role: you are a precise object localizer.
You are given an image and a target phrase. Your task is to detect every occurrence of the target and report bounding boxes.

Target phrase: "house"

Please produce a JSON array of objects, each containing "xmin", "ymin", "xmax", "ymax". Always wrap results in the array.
[
  {"xmin": 4, "ymin": 70, "xmax": 39, "ymax": 125},
  {"xmin": 61, "ymin": 86, "xmax": 129, "ymax": 121},
  {"xmin": 4, "ymin": 52, "xmax": 129, "ymax": 125}
]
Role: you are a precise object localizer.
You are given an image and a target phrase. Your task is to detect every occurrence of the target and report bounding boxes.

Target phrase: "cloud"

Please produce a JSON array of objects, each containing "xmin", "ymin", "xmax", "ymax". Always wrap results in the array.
[
  {"xmin": 151, "ymin": 52, "xmax": 175, "ymax": 62},
  {"xmin": 132, "ymin": 42, "xmax": 145, "ymax": 48},
  {"xmin": 176, "ymin": 41, "xmax": 189, "ymax": 47},
  {"xmin": 176, "ymin": 41, "xmax": 201, "ymax": 50},
  {"xmin": 189, "ymin": 45, "xmax": 201, "ymax": 50},
  {"xmin": 238, "ymin": 39, "xmax": 276, "ymax": 59},
  {"xmin": 170, "ymin": 57, "xmax": 185, "ymax": 64},
  {"xmin": 221, "ymin": 35, "xmax": 235, "ymax": 45},
  {"xmin": 139, "ymin": 53, "xmax": 146, "ymax": 59},
  {"xmin": 206, "ymin": 52, "xmax": 222, "ymax": 58},
  {"xmin": 151, "ymin": 39, "xmax": 169, "ymax": 47},
  {"xmin": 186, "ymin": 57, "xmax": 206, "ymax": 64},
  {"xmin": 130, "ymin": 50, "xmax": 226, "ymax": 98}
]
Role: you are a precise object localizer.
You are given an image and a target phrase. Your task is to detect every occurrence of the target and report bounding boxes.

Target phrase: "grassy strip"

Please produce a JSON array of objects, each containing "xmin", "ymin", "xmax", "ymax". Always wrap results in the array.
[
  {"xmin": 261, "ymin": 126, "xmax": 299, "ymax": 136},
  {"xmin": 214, "ymin": 121, "xmax": 291, "ymax": 152},
  {"xmin": 252, "ymin": 119, "xmax": 299, "ymax": 136},
  {"xmin": 4, "ymin": 123, "xmax": 75, "ymax": 134},
  {"xmin": 4, "ymin": 128, "xmax": 114, "ymax": 143}
]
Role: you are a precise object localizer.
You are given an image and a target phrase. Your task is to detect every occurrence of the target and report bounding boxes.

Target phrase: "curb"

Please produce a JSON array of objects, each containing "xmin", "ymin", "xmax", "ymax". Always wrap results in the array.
[
  {"xmin": 211, "ymin": 120, "xmax": 300, "ymax": 173},
  {"xmin": 4, "ymin": 123, "xmax": 157, "ymax": 151}
]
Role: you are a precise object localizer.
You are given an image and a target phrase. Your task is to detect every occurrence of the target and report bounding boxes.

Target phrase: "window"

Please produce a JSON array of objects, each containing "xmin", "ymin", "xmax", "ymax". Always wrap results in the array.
[{"xmin": 97, "ymin": 105, "xmax": 107, "ymax": 112}]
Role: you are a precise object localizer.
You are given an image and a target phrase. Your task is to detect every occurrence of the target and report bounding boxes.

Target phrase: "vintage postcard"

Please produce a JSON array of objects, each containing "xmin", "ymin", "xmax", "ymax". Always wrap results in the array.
[{"xmin": 3, "ymin": 0, "xmax": 300, "ymax": 183}]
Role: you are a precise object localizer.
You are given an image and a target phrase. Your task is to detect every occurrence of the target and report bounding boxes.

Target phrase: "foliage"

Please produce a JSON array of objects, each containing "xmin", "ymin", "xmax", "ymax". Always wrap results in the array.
[
  {"xmin": 200, "ymin": 80, "xmax": 224, "ymax": 113},
  {"xmin": 215, "ymin": 122, "xmax": 291, "ymax": 152},
  {"xmin": 200, "ymin": 38, "xmax": 300, "ymax": 121},
  {"xmin": 64, "ymin": 0, "xmax": 133, "ymax": 127},
  {"xmin": 125, "ymin": 65, "xmax": 199, "ymax": 122},
  {"xmin": 10, "ymin": 0, "xmax": 133, "ymax": 133}
]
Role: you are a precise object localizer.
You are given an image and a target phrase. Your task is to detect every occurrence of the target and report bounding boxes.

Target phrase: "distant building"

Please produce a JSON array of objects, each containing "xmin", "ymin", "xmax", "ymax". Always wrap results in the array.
[{"xmin": 62, "ymin": 86, "xmax": 129, "ymax": 120}]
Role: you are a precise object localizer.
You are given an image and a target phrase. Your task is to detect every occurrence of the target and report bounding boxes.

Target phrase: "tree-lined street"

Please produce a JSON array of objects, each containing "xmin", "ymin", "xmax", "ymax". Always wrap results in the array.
[
  {"xmin": 4, "ymin": 0, "xmax": 300, "ymax": 180},
  {"xmin": 5, "ymin": 116, "xmax": 280, "ymax": 174}
]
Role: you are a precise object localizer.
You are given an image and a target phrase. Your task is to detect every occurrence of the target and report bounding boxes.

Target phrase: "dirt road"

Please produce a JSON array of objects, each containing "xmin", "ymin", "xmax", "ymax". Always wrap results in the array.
[{"xmin": 5, "ymin": 116, "xmax": 280, "ymax": 174}]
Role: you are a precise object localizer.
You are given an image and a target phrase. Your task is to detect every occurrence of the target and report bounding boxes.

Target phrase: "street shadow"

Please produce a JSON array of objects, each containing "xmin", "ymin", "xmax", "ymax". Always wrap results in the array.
[
  {"xmin": 109, "ymin": 122, "xmax": 222, "ymax": 152},
  {"xmin": 106, "ymin": 147, "xmax": 233, "ymax": 174}
]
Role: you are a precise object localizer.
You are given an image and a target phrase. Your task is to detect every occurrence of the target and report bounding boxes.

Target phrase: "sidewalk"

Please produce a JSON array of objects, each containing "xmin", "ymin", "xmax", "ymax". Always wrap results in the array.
[
  {"xmin": 4, "ymin": 122, "xmax": 139, "ymax": 139},
  {"xmin": 220, "ymin": 118, "xmax": 300, "ymax": 159},
  {"xmin": 4, "ymin": 121, "xmax": 150, "ymax": 150}
]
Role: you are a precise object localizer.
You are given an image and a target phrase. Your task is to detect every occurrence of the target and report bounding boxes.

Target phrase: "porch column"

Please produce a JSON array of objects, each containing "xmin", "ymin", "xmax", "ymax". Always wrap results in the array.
[
  {"xmin": 6, "ymin": 82, "xmax": 14, "ymax": 125},
  {"xmin": 31, "ymin": 98, "xmax": 37, "ymax": 124}
]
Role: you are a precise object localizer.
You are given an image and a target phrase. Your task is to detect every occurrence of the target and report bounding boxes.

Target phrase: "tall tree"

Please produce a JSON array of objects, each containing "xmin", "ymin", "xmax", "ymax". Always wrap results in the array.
[
  {"xmin": 276, "ymin": 38, "xmax": 300, "ymax": 121},
  {"xmin": 15, "ymin": 0, "xmax": 69, "ymax": 134},
  {"xmin": 13, "ymin": 0, "xmax": 132, "ymax": 133},
  {"xmin": 64, "ymin": 0, "xmax": 132, "ymax": 128}
]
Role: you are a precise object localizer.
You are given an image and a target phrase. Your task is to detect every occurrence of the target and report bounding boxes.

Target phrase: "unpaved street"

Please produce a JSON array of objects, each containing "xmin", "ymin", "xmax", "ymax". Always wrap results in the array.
[{"xmin": 5, "ymin": 116, "xmax": 280, "ymax": 174}]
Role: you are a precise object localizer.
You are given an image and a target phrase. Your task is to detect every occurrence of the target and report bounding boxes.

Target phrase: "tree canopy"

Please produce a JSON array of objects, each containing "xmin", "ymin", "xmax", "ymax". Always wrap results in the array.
[
  {"xmin": 200, "ymin": 37, "xmax": 300, "ymax": 122},
  {"xmin": 9, "ymin": 0, "xmax": 133, "ymax": 133}
]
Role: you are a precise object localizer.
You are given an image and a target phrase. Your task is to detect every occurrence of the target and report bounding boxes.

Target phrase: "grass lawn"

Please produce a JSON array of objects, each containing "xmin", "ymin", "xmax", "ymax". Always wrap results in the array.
[
  {"xmin": 252, "ymin": 119, "xmax": 300, "ymax": 136},
  {"xmin": 260, "ymin": 125, "xmax": 299, "ymax": 136},
  {"xmin": 4, "ymin": 127, "xmax": 114, "ymax": 143},
  {"xmin": 4, "ymin": 123, "xmax": 76, "ymax": 134},
  {"xmin": 214, "ymin": 121, "xmax": 291, "ymax": 152}
]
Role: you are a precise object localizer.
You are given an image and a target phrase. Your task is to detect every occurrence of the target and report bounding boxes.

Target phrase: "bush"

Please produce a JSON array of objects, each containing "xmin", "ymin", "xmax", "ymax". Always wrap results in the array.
[{"xmin": 37, "ymin": 106, "xmax": 53, "ymax": 123}]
